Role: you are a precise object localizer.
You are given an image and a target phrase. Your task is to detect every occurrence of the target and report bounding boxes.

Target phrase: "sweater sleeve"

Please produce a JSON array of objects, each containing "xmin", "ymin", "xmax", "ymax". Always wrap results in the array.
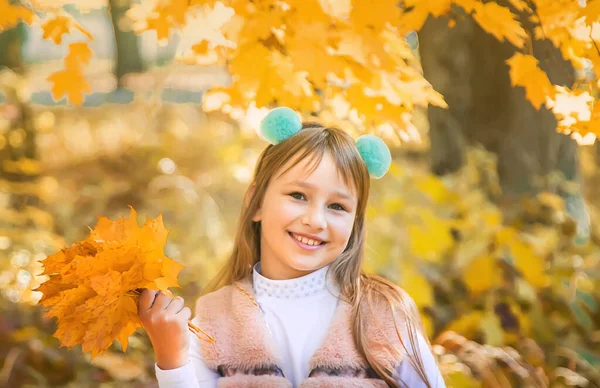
[
  {"xmin": 155, "ymin": 317, "xmax": 219, "ymax": 388},
  {"xmin": 394, "ymin": 332, "xmax": 446, "ymax": 388}
]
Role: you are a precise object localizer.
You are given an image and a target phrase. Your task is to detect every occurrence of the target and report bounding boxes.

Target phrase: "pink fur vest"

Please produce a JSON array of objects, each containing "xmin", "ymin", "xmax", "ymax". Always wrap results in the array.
[{"xmin": 194, "ymin": 278, "xmax": 409, "ymax": 387}]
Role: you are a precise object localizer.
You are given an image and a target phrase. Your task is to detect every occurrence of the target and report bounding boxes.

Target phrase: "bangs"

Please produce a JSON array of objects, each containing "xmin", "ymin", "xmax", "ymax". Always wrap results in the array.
[{"xmin": 274, "ymin": 126, "xmax": 367, "ymax": 195}]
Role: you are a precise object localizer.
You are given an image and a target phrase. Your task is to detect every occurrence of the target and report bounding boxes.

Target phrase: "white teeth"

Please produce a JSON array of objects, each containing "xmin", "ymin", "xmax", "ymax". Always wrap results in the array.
[{"xmin": 292, "ymin": 233, "xmax": 320, "ymax": 246}]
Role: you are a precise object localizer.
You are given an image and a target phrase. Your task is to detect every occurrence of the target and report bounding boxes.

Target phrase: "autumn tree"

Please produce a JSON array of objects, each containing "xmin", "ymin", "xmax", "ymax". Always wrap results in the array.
[
  {"xmin": 2, "ymin": 0, "xmax": 600, "ymax": 385},
  {"xmin": 419, "ymin": 5, "xmax": 590, "ymax": 236},
  {"xmin": 0, "ymin": 14, "xmax": 42, "ymax": 243}
]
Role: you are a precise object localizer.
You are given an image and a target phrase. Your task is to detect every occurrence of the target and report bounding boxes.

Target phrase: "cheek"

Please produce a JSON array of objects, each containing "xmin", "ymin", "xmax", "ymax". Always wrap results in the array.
[
  {"xmin": 263, "ymin": 198, "xmax": 298, "ymax": 225},
  {"xmin": 329, "ymin": 216, "xmax": 355, "ymax": 242}
]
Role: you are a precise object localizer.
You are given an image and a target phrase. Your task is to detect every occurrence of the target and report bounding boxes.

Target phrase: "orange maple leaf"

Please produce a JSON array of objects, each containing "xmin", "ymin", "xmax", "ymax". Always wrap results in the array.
[
  {"xmin": 42, "ymin": 16, "xmax": 93, "ymax": 44},
  {"xmin": 136, "ymin": 0, "xmax": 189, "ymax": 41},
  {"xmin": 36, "ymin": 207, "xmax": 187, "ymax": 357},
  {"xmin": 579, "ymin": 0, "xmax": 600, "ymax": 25},
  {"xmin": 47, "ymin": 42, "xmax": 93, "ymax": 106},
  {"xmin": 42, "ymin": 16, "xmax": 71, "ymax": 44},
  {"xmin": 506, "ymin": 53, "xmax": 556, "ymax": 110},
  {"xmin": 472, "ymin": 2, "xmax": 527, "ymax": 48},
  {"xmin": 64, "ymin": 42, "xmax": 93, "ymax": 69},
  {"xmin": 47, "ymin": 67, "xmax": 91, "ymax": 106},
  {"xmin": 0, "ymin": 0, "xmax": 34, "ymax": 32}
]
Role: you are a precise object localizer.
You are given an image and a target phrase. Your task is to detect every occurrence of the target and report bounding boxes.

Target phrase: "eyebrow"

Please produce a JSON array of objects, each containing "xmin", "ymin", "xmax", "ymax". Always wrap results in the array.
[{"xmin": 286, "ymin": 180, "xmax": 355, "ymax": 202}]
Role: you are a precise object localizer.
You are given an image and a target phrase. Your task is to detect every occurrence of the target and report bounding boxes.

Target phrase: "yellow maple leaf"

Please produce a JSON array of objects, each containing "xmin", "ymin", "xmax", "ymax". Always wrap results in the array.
[
  {"xmin": 47, "ymin": 42, "xmax": 93, "ymax": 106},
  {"xmin": 350, "ymin": 0, "xmax": 403, "ymax": 32},
  {"xmin": 287, "ymin": 21, "xmax": 339, "ymax": 89},
  {"xmin": 41, "ymin": 15, "xmax": 93, "ymax": 44},
  {"xmin": 64, "ymin": 42, "xmax": 93, "ymax": 69},
  {"xmin": 128, "ymin": 0, "xmax": 189, "ymax": 41},
  {"xmin": 399, "ymin": 0, "xmax": 452, "ymax": 32},
  {"xmin": 36, "ymin": 207, "xmax": 186, "ymax": 358},
  {"xmin": 578, "ymin": 0, "xmax": 600, "ymax": 25},
  {"xmin": 472, "ymin": 2, "xmax": 527, "ymax": 48},
  {"xmin": 565, "ymin": 98, "xmax": 600, "ymax": 140},
  {"xmin": 454, "ymin": 0, "xmax": 478, "ymax": 13},
  {"xmin": 288, "ymin": 0, "xmax": 331, "ymax": 24},
  {"xmin": 0, "ymin": 0, "xmax": 35, "ymax": 32},
  {"xmin": 506, "ymin": 53, "xmax": 556, "ymax": 110},
  {"xmin": 47, "ymin": 67, "xmax": 91, "ymax": 106}
]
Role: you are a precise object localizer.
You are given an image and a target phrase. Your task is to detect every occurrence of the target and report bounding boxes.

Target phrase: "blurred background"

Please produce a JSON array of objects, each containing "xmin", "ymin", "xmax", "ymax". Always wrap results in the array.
[{"xmin": 0, "ymin": 1, "xmax": 599, "ymax": 387}]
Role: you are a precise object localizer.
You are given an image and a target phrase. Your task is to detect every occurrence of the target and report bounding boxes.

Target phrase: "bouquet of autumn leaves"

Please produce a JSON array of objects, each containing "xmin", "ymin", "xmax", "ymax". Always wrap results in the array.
[{"xmin": 35, "ymin": 207, "xmax": 209, "ymax": 358}]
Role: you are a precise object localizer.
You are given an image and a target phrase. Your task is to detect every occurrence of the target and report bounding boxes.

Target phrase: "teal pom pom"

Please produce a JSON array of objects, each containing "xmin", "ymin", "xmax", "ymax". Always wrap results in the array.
[
  {"xmin": 260, "ymin": 107, "xmax": 302, "ymax": 145},
  {"xmin": 355, "ymin": 135, "xmax": 391, "ymax": 179}
]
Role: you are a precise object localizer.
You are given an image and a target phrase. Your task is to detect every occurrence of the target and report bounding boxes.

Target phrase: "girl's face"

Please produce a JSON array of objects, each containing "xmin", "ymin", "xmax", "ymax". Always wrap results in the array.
[{"xmin": 253, "ymin": 151, "xmax": 358, "ymax": 280}]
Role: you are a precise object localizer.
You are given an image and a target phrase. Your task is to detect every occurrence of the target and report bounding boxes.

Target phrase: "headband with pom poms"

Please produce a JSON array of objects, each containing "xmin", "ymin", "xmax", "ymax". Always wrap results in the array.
[
  {"xmin": 260, "ymin": 107, "xmax": 303, "ymax": 145},
  {"xmin": 260, "ymin": 107, "xmax": 392, "ymax": 179}
]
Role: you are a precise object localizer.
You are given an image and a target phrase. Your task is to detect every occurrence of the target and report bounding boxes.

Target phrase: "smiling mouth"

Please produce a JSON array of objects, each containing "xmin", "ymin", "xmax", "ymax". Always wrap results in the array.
[{"xmin": 288, "ymin": 232, "xmax": 327, "ymax": 247}]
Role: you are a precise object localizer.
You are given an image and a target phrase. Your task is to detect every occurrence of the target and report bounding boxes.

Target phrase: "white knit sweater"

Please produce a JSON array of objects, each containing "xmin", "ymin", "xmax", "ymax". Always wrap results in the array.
[{"xmin": 155, "ymin": 264, "xmax": 446, "ymax": 388}]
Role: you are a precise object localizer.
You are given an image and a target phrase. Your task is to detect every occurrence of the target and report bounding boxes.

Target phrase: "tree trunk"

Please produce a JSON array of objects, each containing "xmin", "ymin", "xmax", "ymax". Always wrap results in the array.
[
  {"xmin": 0, "ymin": 23, "xmax": 25, "ymax": 71},
  {"xmin": 419, "ymin": 7, "xmax": 588, "ymax": 236},
  {"xmin": 0, "ymin": 23, "xmax": 38, "ymax": 207},
  {"xmin": 108, "ymin": 0, "xmax": 144, "ymax": 88}
]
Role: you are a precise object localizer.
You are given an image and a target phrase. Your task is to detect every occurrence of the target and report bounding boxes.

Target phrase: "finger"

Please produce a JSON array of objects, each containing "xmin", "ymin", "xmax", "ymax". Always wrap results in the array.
[
  {"xmin": 139, "ymin": 289, "xmax": 159, "ymax": 312},
  {"xmin": 150, "ymin": 291, "xmax": 173, "ymax": 311},
  {"xmin": 166, "ymin": 296, "xmax": 185, "ymax": 314}
]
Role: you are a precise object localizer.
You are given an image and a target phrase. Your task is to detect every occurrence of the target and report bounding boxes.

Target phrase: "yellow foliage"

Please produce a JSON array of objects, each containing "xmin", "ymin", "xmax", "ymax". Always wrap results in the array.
[
  {"xmin": 549, "ymin": 86, "xmax": 600, "ymax": 140},
  {"xmin": 446, "ymin": 311, "xmax": 485, "ymax": 336},
  {"xmin": 496, "ymin": 228, "xmax": 550, "ymax": 288},
  {"xmin": 0, "ymin": 0, "xmax": 34, "ymax": 32},
  {"xmin": 350, "ymin": 0, "xmax": 404, "ymax": 32},
  {"xmin": 408, "ymin": 209, "xmax": 454, "ymax": 262},
  {"xmin": 506, "ymin": 53, "xmax": 556, "ymax": 110},
  {"xmin": 398, "ymin": 262, "xmax": 434, "ymax": 308},
  {"xmin": 463, "ymin": 255, "xmax": 502, "ymax": 296},
  {"xmin": 471, "ymin": 2, "xmax": 527, "ymax": 48},
  {"xmin": 47, "ymin": 67, "xmax": 91, "ymax": 106},
  {"xmin": 41, "ymin": 15, "xmax": 92, "ymax": 44},
  {"xmin": 399, "ymin": 0, "xmax": 452, "ymax": 32},
  {"xmin": 480, "ymin": 311, "xmax": 504, "ymax": 346},
  {"xmin": 18, "ymin": 0, "xmax": 600, "ymax": 138},
  {"xmin": 36, "ymin": 207, "xmax": 184, "ymax": 358},
  {"xmin": 415, "ymin": 175, "xmax": 458, "ymax": 204},
  {"xmin": 443, "ymin": 371, "xmax": 482, "ymax": 388},
  {"xmin": 47, "ymin": 42, "xmax": 93, "ymax": 106}
]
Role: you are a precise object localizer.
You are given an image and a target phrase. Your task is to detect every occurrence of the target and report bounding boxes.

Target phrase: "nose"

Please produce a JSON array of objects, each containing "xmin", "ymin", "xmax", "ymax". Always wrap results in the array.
[{"xmin": 302, "ymin": 204, "xmax": 326, "ymax": 230}]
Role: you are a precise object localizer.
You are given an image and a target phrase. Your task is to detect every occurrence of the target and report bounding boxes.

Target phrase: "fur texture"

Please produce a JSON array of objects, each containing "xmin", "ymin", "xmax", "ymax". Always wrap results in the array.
[
  {"xmin": 217, "ymin": 375, "xmax": 293, "ymax": 388},
  {"xmin": 194, "ymin": 279, "xmax": 410, "ymax": 387},
  {"xmin": 307, "ymin": 302, "xmax": 367, "ymax": 371},
  {"xmin": 300, "ymin": 376, "xmax": 388, "ymax": 388},
  {"xmin": 195, "ymin": 279, "xmax": 283, "ymax": 371}
]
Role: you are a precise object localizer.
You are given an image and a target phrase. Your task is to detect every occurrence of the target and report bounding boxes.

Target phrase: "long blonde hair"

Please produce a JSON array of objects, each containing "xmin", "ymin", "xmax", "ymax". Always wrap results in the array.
[{"xmin": 204, "ymin": 123, "xmax": 433, "ymax": 387}]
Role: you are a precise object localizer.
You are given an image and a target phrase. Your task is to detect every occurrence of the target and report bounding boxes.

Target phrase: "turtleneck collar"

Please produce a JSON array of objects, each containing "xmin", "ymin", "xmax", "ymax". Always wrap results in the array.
[{"xmin": 252, "ymin": 262, "xmax": 336, "ymax": 299}]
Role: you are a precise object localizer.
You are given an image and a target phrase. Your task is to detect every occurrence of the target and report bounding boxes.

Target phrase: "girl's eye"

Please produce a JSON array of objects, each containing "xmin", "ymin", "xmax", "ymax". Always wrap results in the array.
[
  {"xmin": 329, "ymin": 203, "xmax": 346, "ymax": 212},
  {"xmin": 289, "ymin": 192, "xmax": 306, "ymax": 200},
  {"xmin": 289, "ymin": 192, "xmax": 347, "ymax": 211}
]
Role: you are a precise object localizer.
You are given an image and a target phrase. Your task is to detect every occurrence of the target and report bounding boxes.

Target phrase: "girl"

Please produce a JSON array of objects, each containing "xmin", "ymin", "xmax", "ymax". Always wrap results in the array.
[{"xmin": 139, "ymin": 108, "xmax": 446, "ymax": 387}]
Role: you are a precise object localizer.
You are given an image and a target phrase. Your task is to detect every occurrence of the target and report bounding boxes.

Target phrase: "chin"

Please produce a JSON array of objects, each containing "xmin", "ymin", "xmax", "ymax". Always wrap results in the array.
[{"xmin": 286, "ymin": 257, "xmax": 331, "ymax": 273}]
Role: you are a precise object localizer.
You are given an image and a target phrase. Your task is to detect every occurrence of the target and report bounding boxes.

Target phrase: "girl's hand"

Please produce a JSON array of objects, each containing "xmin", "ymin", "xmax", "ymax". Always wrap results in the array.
[{"xmin": 138, "ymin": 289, "xmax": 192, "ymax": 370}]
